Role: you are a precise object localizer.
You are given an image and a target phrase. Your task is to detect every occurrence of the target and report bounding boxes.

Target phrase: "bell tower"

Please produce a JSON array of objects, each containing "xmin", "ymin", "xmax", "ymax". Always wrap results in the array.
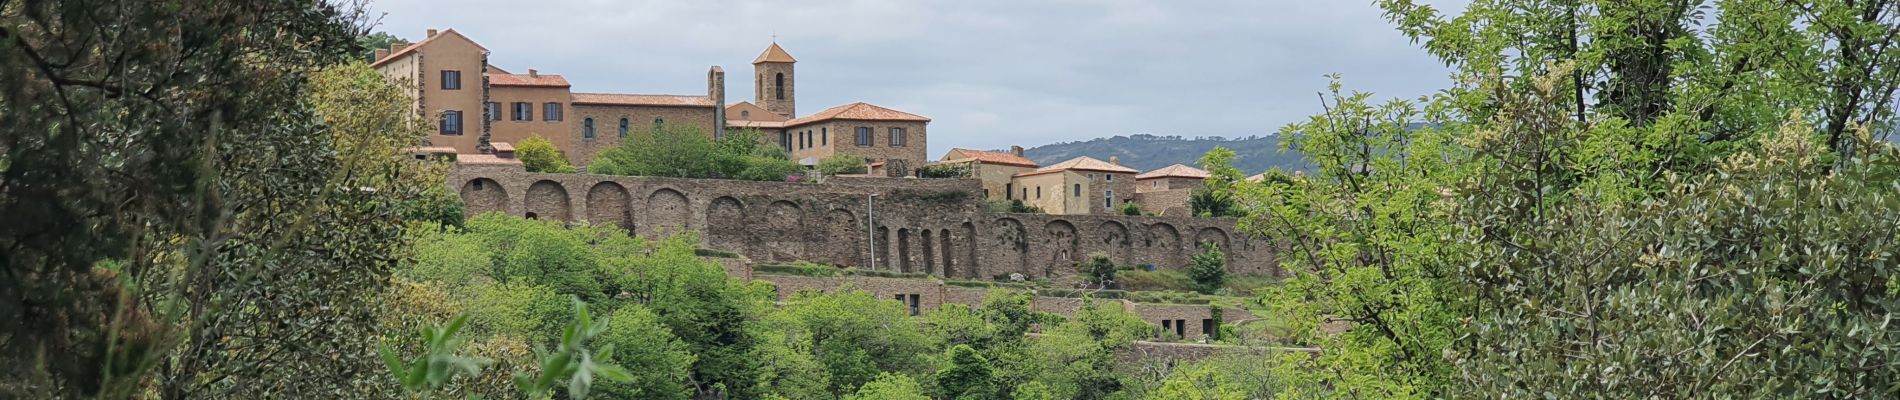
[{"xmin": 753, "ymin": 42, "xmax": 796, "ymax": 117}]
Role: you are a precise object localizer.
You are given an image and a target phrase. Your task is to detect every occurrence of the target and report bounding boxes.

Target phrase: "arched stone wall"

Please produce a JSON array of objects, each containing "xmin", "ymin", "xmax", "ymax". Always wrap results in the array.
[
  {"xmin": 706, "ymin": 196, "xmax": 746, "ymax": 252},
  {"xmin": 586, "ymin": 182, "xmax": 631, "ymax": 231},
  {"xmin": 920, "ymin": 229, "xmax": 936, "ymax": 275},
  {"xmin": 875, "ymin": 226, "xmax": 892, "ymax": 270},
  {"xmin": 1099, "ymin": 221, "xmax": 1132, "ymax": 265},
  {"xmin": 459, "ymin": 178, "xmax": 507, "ymax": 217},
  {"xmin": 1146, "ymin": 222, "xmax": 1183, "ymax": 269},
  {"xmin": 961, "ymin": 223, "xmax": 980, "ymax": 279},
  {"xmin": 826, "ymin": 209, "xmax": 862, "ymax": 266},
  {"xmin": 645, "ymin": 188, "xmax": 691, "ymax": 237},
  {"xmin": 1195, "ymin": 227, "xmax": 1230, "ymax": 255},
  {"xmin": 1044, "ymin": 220, "xmax": 1079, "ymax": 279},
  {"xmin": 765, "ymin": 200, "xmax": 804, "ymax": 260},
  {"xmin": 939, "ymin": 229, "xmax": 954, "ymax": 278},
  {"xmin": 897, "ymin": 228, "xmax": 913, "ymax": 273},
  {"xmin": 526, "ymin": 180, "xmax": 572, "ymax": 222},
  {"xmin": 991, "ymin": 218, "xmax": 1029, "ymax": 278}
]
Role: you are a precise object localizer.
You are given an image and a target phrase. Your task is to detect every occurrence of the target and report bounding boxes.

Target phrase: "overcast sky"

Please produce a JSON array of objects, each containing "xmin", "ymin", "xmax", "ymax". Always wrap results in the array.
[{"xmin": 368, "ymin": 0, "xmax": 1467, "ymax": 154}]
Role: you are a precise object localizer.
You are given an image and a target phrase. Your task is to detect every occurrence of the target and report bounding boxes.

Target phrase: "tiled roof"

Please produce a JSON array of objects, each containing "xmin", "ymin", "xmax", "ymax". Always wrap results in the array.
[
  {"xmin": 1136, "ymin": 164, "xmax": 1210, "ymax": 180},
  {"xmin": 1014, "ymin": 156, "xmax": 1137, "ymax": 177},
  {"xmin": 457, "ymin": 154, "xmax": 522, "ymax": 165},
  {"xmin": 728, "ymin": 120, "xmax": 786, "ymax": 129},
  {"xmin": 489, "ymin": 73, "xmax": 571, "ymax": 88},
  {"xmin": 490, "ymin": 142, "xmax": 515, "ymax": 152},
  {"xmin": 370, "ymin": 29, "xmax": 487, "ymax": 68},
  {"xmin": 944, "ymin": 148, "xmax": 1039, "ymax": 168},
  {"xmin": 570, "ymin": 93, "xmax": 715, "ymax": 107},
  {"xmin": 753, "ymin": 43, "xmax": 797, "ymax": 63},
  {"xmin": 785, "ymin": 102, "xmax": 930, "ymax": 126}
]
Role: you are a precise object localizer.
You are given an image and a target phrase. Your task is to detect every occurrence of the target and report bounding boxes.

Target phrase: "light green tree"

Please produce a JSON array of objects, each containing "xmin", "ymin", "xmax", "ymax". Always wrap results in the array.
[
  {"xmin": 1187, "ymin": 243, "xmax": 1226, "ymax": 295},
  {"xmin": 843, "ymin": 373, "xmax": 930, "ymax": 400},
  {"xmin": 516, "ymin": 134, "xmax": 577, "ymax": 173}
]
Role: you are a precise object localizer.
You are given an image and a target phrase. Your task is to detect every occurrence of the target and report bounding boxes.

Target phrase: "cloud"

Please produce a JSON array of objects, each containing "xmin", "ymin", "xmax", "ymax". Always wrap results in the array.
[{"xmin": 368, "ymin": 0, "xmax": 1465, "ymax": 155}]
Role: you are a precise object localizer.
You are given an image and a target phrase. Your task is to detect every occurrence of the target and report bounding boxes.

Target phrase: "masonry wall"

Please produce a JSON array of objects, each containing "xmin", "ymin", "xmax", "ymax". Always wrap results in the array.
[
  {"xmin": 789, "ymin": 120, "xmax": 929, "ymax": 176},
  {"xmin": 1135, "ymin": 188, "xmax": 1195, "ymax": 217},
  {"xmin": 488, "ymin": 85, "xmax": 574, "ymax": 154},
  {"xmin": 567, "ymin": 104, "xmax": 718, "ymax": 166},
  {"xmin": 411, "ymin": 36, "xmax": 487, "ymax": 153},
  {"xmin": 448, "ymin": 167, "xmax": 1281, "ymax": 285}
]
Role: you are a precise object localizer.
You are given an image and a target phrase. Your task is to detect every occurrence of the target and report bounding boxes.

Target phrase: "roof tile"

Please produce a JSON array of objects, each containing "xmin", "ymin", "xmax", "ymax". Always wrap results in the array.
[
  {"xmin": 1014, "ymin": 156, "xmax": 1137, "ymax": 177},
  {"xmin": 489, "ymin": 73, "xmax": 571, "ymax": 87},
  {"xmin": 1135, "ymin": 164, "xmax": 1210, "ymax": 180},
  {"xmin": 570, "ymin": 92, "xmax": 715, "ymax": 107},
  {"xmin": 785, "ymin": 102, "xmax": 930, "ymax": 126},
  {"xmin": 945, "ymin": 148, "xmax": 1039, "ymax": 168}
]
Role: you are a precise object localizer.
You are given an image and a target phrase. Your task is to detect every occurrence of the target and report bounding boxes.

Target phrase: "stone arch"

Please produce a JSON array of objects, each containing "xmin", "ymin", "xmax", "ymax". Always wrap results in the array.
[
  {"xmin": 765, "ymin": 200, "xmax": 804, "ymax": 260},
  {"xmin": 459, "ymin": 178, "xmax": 507, "ymax": 217},
  {"xmin": 826, "ymin": 209, "xmax": 862, "ymax": 266},
  {"xmin": 1098, "ymin": 221, "xmax": 1132, "ymax": 265},
  {"xmin": 940, "ymin": 229, "xmax": 954, "ymax": 278},
  {"xmin": 991, "ymin": 218, "xmax": 1029, "ymax": 277},
  {"xmin": 897, "ymin": 228, "xmax": 914, "ymax": 273},
  {"xmin": 1195, "ymin": 227, "xmax": 1231, "ymax": 253},
  {"xmin": 645, "ymin": 188, "xmax": 691, "ymax": 237},
  {"xmin": 585, "ymin": 181, "xmax": 631, "ymax": 231},
  {"xmin": 1044, "ymin": 220, "xmax": 1079, "ymax": 279},
  {"xmin": 962, "ymin": 222, "xmax": 980, "ymax": 279},
  {"xmin": 875, "ymin": 226, "xmax": 892, "ymax": 269},
  {"xmin": 920, "ymin": 229, "xmax": 936, "ymax": 275},
  {"xmin": 706, "ymin": 196, "xmax": 746, "ymax": 252},
  {"xmin": 1146, "ymin": 223, "xmax": 1183, "ymax": 268},
  {"xmin": 526, "ymin": 180, "xmax": 572, "ymax": 222}
]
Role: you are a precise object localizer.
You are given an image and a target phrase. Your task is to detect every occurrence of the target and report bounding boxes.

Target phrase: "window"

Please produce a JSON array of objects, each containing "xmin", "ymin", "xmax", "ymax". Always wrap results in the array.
[
  {"xmin": 653, "ymin": 117, "xmax": 664, "ymax": 131},
  {"xmin": 855, "ymin": 127, "xmax": 872, "ymax": 146},
  {"xmin": 512, "ymin": 102, "xmax": 532, "ymax": 121},
  {"xmin": 486, "ymin": 102, "xmax": 500, "ymax": 121},
  {"xmin": 741, "ymin": 110, "xmax": 749, "ymax": 119},
  {"xmin": 888, "ymin": 127, "xmax": 907, "ymax": 147},
  {"xmin": 780, "ymin": 132, "xmax": 792, "ymax": 151},
  {"xmin": 1073, "ymin": 184, "xmax": 1081, "ymax": 197},
  {"xmin": 441, "ymin": 70, "xmax": 461, "ymax": 90},
  {"xmin": 1005, "ymin": 183, "xmax": 1014, "ymax": 199},
  {"xmin": 797, "ymin": 132, "xmax": 805, "ymax": 149},
  {"xmin": 440, "ymin": 110, "xmax": 463, "ymax": 135},
  {"xmin": 1036, "ymin": 186, "xmax": 1041, "ymax": 199},
  {"xmin": 1104, "ymin": 190, "xmax": 1114, "ymax": 208},
  {"xmin": 1152, "ymin": 180, "xmax": 1161, "ymax": 189},
  {"xmin": 775, "ymin": 73, "xmax": 785, "ymax": 100},
  {"xmin": 542, "ymin": 102, "xmax": 562, "ymax": 121},
  {"xmin": 1021, "ymin": 187, "xmax": 1027, "ymax": 199},
  {"xmin": 821, "ymin": 128, "xmax": 828, "ymax": 146},
  {"xmin": 618, "ymin": 118, "xmax": 629, "ymax": 138},
  {"xmin": 1106, "ymin": 174, "xmax": 1114, "ymax": 181},
  {"xmin": 909, "ymin": 294, "xmax": 921, "ymax": 316},
  {"xmin": 1089, "ymin": 173, "xmax": 1096, "ymax": 180},
  {"xmin": 583, "ymin": 118, "xmax": 595, "ymax": 139}
]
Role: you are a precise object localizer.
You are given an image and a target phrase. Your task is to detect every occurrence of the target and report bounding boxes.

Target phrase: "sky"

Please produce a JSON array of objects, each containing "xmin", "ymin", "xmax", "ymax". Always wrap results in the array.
[{"xmin": 367, "ymin": 0, "xmax": 1468, "ymax": 154}]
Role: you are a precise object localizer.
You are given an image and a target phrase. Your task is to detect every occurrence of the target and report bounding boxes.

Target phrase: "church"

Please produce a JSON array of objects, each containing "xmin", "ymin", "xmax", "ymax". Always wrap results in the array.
[{"xmin": 370, "ymin": 28, "xmax": 932, "ymax": 175}]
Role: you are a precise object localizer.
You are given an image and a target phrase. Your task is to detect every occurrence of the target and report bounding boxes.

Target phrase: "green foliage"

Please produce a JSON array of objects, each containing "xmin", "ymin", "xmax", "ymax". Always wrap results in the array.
[
  {"xmin": 767, "ymin": 287, "xmax": 932, "ymax": 395},
  {"xmin": 1144, "ymin": 355, "xmax": 1287, "ymax": 400},
  {"xmin": 591, "ymin": 126, "xmax": 804, "ymax": 181},
  {"xmin": 918, "ymin": 162, "xmax": 974, "ymax": 178},
  {"xmin": 1029, "ymin": 299, "xmax": 1153, "ymax": 399},
  {"xmin": 357, "ymin": 31, "xmax": 404, "ymax": 62},
  {"xmin": 1075, "ymin": 253, "xmax": 1119, "ymax": 287},
  {"xmin": 513, "ymin": 298, "xmax": 636, "ymax": 399},
  {"xmin": 1118, "ymin": 202, "xmax": 1143, "ymax": 216},
  {"xmin": 380, "ymin": 315, "xmax": 489, "ymax": 393},
  {"xmin": 595, "ymin": 305, "xmax": 695, "ymax": 400},
  {"xmin": 755, "ymin": 263, "xmax": 843, "ymax": 277},
  {"xmin": 1189, "ymin": 147, "xmax": 1246, "ymax": 218},
  {"xmin": 937, "ymin": 345, "xmax": 1000, "ymax": 400},
  {"xmin": 844, "ymin": 373, "xmax": 931, "ymax": 400},
  {"xmin": 1187, "ymin": 243, "xmax": 1226, "ymax": 295},
  {"xmin": 818, "ymin": 154, "xmax": 871, "ymax": 175},
  {"xmin": 517, "ymin": 134, "xmax": 578, "ymax": 173}
]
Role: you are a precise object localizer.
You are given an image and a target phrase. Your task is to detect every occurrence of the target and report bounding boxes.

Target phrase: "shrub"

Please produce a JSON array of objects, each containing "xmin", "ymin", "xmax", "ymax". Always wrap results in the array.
[
  {"xmin": 1188, "ymin": 243, "xmax": 1226, "ymax": 294},
  {"xmin": 1074, "ymin": 253, "xmax": 1117, "ymax": 287},
  {"xmin": 516, "ymin": 134, "xmax": 576, "ymax": 173},
  {"xmin": 916, "ymin": 162, "xmax": 972, "ymax": 178},
  {"xmin": 816, "ymin": 154, "xmax": 869, "ymax": 176},
  {"xmin": 1118, "ymin": 202, "xmax": 1142, "ymax": 216},
  {"xmin": 590, "ymin": 126, "xmax": 800, "ymax": 181}
]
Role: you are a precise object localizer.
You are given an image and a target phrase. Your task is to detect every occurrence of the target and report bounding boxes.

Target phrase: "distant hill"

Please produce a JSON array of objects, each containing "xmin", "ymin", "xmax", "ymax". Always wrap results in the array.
[{"xmin": 1021, "ymin": 134, "xmax": 1310, "ymax": 174}]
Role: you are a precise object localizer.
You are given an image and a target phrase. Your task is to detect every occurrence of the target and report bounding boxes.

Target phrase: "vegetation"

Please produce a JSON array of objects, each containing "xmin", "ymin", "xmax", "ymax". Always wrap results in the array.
[
  {"xmin": 917, "ymin": 162, "xmax": 973, "ymax": 178},
  {"xmin": 590, "ymin": 126, "xmax": 804, "ymax": 181},
  {"xmin": 1074, "ymin": 253, "xmax": 1119, "ymax": 288},
  {"xmin": 516, "ymin": 134, "xmax": 577, "ymax": 173},
  {"xmin": 1118, "ymin": 202, "xmax": 1142, "ymax": 216},
  {"xmin": 817, "ymin": 154, "xmax": 870, "ymax": 176},
  {"xmin": 1186, "ymin": 243, "xmax": 1226, "ymax": 295},
  {"xmin": 982, "ymin": 199, "xmax": 1048, "ymax": 214}
]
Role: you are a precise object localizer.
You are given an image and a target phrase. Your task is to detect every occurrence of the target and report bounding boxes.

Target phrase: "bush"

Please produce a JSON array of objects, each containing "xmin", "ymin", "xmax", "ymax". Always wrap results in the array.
[
  {"xmin": 755, "ymin": 262, "xmax": 841, "ymax": 277},
  {"xmin": 1118, "ymin": 202, "xmax": 1142, "ymax": 216},
  {"xmin": 1188, "ymin": 243, "xmax": 1226, "ymax": 294},
  {"xmin": 916, "ymin": 162, "xmax": 972, "ymax": 178},
  {"xmin": 1074, "ymin": 253, "xmax": 1117, "ymax": 287},
  {"xmin": 516, "ymin": 134, "xmax": 576, "ymax": 173},
  {"xmin": 590, "ymin": 126, "xmax": 802, "ymax": 181},
  {"xmin": 817, "ymin": 154, "xmax": 869, "ymax": 176}
]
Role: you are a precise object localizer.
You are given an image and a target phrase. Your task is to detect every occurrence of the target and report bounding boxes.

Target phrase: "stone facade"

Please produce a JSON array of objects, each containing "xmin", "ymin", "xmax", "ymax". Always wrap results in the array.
[
  {"xmin": 373, "ymin": 30, "xmax": 488, "ymax": 153},
  {"xmin": 565, "ymin": 104, "xmax": 719, "ymax": 165},
  {"xmin": 488, "ymin": 84, "xmax": 574, "ymax": 154},
  {"xmin": 785, "ymin": 119, "xmax": 929, "ymax": 171},
  {"xmin": 448, "ymin": 167, "xmax": 1280, "ymax": 283},
  {"xmin": 1135, "ymin": 188, "xmax": 1196, "ymax": 217}
]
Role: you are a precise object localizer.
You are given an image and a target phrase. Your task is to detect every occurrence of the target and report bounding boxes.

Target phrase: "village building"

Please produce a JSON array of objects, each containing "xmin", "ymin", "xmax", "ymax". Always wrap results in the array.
[
  {"xmin": 1133, "ymin": 164, "xmax": 1210, "ymax": 216},
  {"xmin": 371, "ymin": 29, "xmax": 929, "ymax": 171},
  {"xmin": 1009, "ymin": 156, "xmax": 1138, "ymax": 215},
  {"xmin": 936, "ymin": 146, "xmax": 1040, "ymax": 200}
]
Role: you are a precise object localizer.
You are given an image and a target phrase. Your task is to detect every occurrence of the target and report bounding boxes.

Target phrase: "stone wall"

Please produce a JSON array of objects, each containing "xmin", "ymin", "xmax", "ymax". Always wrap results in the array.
[
  {"xmin": 1135, "ymin": 188, "xmax": 1195, "ymax": 217},
  {"xmin": 566, "ymin": 104, "xmax": 719, "ymax": 165},
  {"xmin": 449, "ymin": 167, "xmax": 1281, "ymax": 284}
]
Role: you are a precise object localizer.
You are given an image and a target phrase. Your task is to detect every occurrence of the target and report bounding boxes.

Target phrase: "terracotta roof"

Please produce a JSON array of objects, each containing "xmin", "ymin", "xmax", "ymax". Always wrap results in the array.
[
  {"xmin": 944, "ymin": 148, "xmax": 1039, "ymax": 168},
  {"xmin": 457, "ymin": 154, "xmax": 522, "ymax": 166},
  {"xmin": 1136, "ymin": 164, "xmax": 1210, "ymax": 180},
  {"xmin": 570, "ymin": 93, "xmax": 715, "ymax": 107},
  {"xmin": 785, "ymin": 102, "xmax": 930, "ymax": 126},
  {"xmin": 753, "ymin": 43, "xmax": 797, "ymax": 64},
  {"xmin": 728, "ymin": 120, "xmax": 786, "ymax": 129},
  {"xmin": 1014, "ymin": 156, "xmax": 1137, "ymax": 177},
  {"xmin": 371, "ymin": 29, "xmax": 487, "ymax": 68},
  {"xmin": 490, "ymin": 142, "xmax": 515, "ymax": 152},
  {"xmin": 489, "ymin": 73, "xmax": 571, "ymax": 87},
  {"xmin": 486, "ymin": 65, "xmax": 510, "ymax": 74}
]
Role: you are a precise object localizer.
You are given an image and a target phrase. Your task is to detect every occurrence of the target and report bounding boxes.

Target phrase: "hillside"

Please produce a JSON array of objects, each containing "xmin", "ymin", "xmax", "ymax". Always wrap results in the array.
[{"xmin": 1021, "ymin": 134, "xmax": 1310, "ymax": 174}]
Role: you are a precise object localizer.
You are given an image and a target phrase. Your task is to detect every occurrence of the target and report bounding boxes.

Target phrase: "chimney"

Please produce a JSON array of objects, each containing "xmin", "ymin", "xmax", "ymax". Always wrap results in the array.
[
  {"xmin": 1010, "ymin": 145, "xmax": 1024, "ymax": 157},
  {"xmin": 1109, "ymin": 156, "xmax": 1121, "ymax": 166},
  {"xmin": 390, "ymin": 41, "xmax": 408, "ymax": 53},
  {"xmin": 427, "ymin": 28, "xmax": 438, "ymax": 38},
  {"xmin": 374, "ymin": 49, "xmax": 389, "ymax": 61},
  {"xmin": 528, "ymin": 69, "xmax": 538, "ymax": 77}
]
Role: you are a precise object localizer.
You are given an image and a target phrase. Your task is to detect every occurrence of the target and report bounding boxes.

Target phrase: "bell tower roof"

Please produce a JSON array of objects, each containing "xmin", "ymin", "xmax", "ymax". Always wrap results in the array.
[{"xmin": 753, "ymin": 42, "xmax": 797, "ymax": 64}]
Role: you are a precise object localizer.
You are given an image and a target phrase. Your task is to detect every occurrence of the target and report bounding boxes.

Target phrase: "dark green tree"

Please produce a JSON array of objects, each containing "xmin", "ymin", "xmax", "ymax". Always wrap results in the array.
[
  {"xmin": 1187, "ymin": 243, "xmax": 1226, "ymax": 295},
  {"xmin": 938, "ymin": 345, "xmax": 1000, "ymax": 400}
]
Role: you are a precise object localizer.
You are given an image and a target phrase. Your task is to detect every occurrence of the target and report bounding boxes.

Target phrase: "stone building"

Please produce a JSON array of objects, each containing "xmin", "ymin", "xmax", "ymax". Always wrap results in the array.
[
  {"xmin": 1010, "ymin": 156, "xmax": 1139, "ymax": 215},
  {"xmin": 1134, "ymin": 164, "xmax": 1208, "ymax": 216},
  {"xmin": 937, "ymin": 147, "xmax": 1040, "ymax": 200},
  {"xmin": 371, "ymin": 29, "xmax": 930, "ymax": 170}
]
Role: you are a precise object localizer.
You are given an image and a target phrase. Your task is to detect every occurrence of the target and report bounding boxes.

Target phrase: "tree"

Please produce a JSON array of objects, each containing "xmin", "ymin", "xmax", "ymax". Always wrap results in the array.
[
  {"xmin": 357, "ymin": 31, "xmax": 404, "ymax": 62},
  {"xmin": 1189, "ymin": 147, "xmax": 1246, "ymax": 218},
  {"xmin": 595, "ymin": 305, "xmax": 696, "ymax": 400},
  {"xmin": 938, "ymin": 345, "xmax": 1000, "ymax": 400},
  {"xmin": 817, "ymin": 154, "xmax": 870, "ymax": 175},
  {"xmin": 843, "ymin": 373, "xmax": 930, "ymax": 400},
  {"xmin": 1118, "ymin": 202, "xmax": 1143, "ymax": 216},
  {"xmin": 765, "ymin": 287, "xmax": 931, "ymax": 396},
  {"xmin": 1187, "ymin": 243, "xmax": 1226, "ymax": 295},
  {"xmin": 517, "ymin": 134, "xmax": 577, "ymax": 173},
  {"xmin": 591, "ymin": 126, "xmax": 802, "ymax": 181},
  {"xmin": 1075, "ymin": 253, "xmax": 1119, "ymax": 288},
  {"xmin": 1031, "ymin": 299, "xmax": 1152, "ymax": 400}
]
